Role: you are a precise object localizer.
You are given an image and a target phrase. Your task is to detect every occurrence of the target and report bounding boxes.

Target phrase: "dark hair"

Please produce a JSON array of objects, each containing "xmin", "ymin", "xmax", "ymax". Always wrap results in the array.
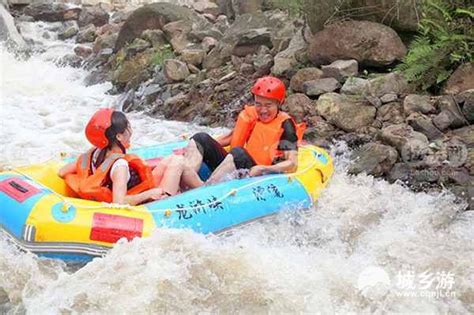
[{"xmin": 94, "ymin": 111, "xmax": 130, "ymax": 168}]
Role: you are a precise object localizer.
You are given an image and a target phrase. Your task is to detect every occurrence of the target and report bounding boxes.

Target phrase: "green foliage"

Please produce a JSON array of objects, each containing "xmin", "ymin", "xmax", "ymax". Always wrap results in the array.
[
  {"xmin": 268, "ymin": 0, "xmax": 305, "ymax": 16},
  {"xmin": 151, "ymin": 44, "xmax": 174, "ymax": 66},
  {"xmin": 396, "ymin": 0, "xmax": 473, "ymax": 91}
]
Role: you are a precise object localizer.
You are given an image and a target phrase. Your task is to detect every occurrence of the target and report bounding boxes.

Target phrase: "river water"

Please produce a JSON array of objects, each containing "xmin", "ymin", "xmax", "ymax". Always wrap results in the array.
[{"xmin": 0, "ymin": 20, "xmax": 473, "ymax": 314}]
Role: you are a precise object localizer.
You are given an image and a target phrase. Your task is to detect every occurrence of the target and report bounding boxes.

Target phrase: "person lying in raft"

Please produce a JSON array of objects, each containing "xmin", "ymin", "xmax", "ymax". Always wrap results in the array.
[
  {"xmin": 181, "ymin": 76, "xmax": 306, "ymax": 187},
  {"xmin": 58, "ymin": 109, "xmax": 196, "ymax": 205}
]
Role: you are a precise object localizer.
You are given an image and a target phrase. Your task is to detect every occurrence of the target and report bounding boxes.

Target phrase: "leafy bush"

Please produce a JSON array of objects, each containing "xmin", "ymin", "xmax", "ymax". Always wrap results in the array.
[{"xmin": 396, "ymin": 0, "xmax": 473, "ymax": 91}]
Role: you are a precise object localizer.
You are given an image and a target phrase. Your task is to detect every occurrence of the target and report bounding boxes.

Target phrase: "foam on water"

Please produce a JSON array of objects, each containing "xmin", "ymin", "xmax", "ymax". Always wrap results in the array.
[{"xmin": 0, "ymin": 21, "xmax": 473, "ymax": 314}]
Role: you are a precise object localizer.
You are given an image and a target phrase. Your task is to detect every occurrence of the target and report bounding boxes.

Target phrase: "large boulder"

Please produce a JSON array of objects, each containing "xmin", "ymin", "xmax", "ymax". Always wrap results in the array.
[
  {"xmin": 23, "ymin": 3, "xmax": 81, "ymax": 22},
  {"xmin": 443, "ymin": 62, "xmax": 474, "ymax": 95},
  {"xmin": 78, "ymin": 4, "xmax": 109, "ymax": 27},
  {"xmin": 0, "ymin": 4, "xmax": 29, "ymax": 51},
  {"xmin": 349, "ymin": 142, "xmax": 398, "ymax": 176},
  {"xmin": 315, "ymin": 93, "xmax": 376, "ymax": 132},
  {"xmin": 112, "ymin": 50, "xmax": 153, "ymax": 90},
  {"xmin": 308, "ymin": 20, "xmax": 407, "ymax": 68},
  {"xmin": 379, "ymin": 124, "xmax": 430, "ymax": 161},
  {"xmin": 350, "ymin": 0, "xmax": 421, "ymax": 32},
  {"xmin": 115, "ymin": 3, "xmax": 213, "ymax": 51}
]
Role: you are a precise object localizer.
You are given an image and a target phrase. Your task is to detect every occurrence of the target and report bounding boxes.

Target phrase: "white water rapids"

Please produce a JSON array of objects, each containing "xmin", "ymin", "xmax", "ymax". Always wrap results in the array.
[{"xmin": 0, "ymin": 20, "xmax": 473, "ymax": 314}]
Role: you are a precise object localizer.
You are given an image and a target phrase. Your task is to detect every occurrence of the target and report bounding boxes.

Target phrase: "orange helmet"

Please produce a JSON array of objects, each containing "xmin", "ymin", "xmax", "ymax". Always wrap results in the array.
[
  {"xmin": 251, "ymin": 76, "xmax": 286, "ymax": 104},
  {"xmin": 85, "ymin": 108, "xmax": 114, "ymax": 148}
]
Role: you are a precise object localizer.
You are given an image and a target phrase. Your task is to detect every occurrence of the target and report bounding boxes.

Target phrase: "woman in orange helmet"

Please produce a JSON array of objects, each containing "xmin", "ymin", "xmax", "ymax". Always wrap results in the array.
[{"xmin": 58, "ymin": 109, "xmax": 194, "ymax": 205}]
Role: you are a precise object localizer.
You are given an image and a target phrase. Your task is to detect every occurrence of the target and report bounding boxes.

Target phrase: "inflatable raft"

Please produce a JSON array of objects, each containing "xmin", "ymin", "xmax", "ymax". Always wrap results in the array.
[{"xmin": 0, "ymin": 140, "xmax": 333, "ymax": 261}]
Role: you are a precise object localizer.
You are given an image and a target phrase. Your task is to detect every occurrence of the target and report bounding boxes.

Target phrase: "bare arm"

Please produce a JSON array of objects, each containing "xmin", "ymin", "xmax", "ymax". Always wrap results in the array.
[
  {"xmin": 216, "ymin": 130, "xmax": 233, "ymax": 147},
  {"xmin": 111, "ymin": 165, "xmax": 164, "ymax": 206},
  {"xmin": 58, "ymin": 162, "xmax": 77, "ymax": 179},
  {"xmin": 249, "ymin": 150, "xmax": 298, "ymax": 176}
]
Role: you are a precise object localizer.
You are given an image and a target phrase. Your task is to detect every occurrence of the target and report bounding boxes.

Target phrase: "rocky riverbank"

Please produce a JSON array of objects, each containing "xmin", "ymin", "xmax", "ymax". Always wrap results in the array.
[{"xmin": 2, "ymin": 0, "xmax": 473, "ymax": 209}]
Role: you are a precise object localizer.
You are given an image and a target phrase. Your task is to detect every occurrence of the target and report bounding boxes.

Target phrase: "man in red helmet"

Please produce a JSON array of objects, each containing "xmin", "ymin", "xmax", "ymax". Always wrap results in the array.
[{"xmin": 182, "ymin": 76, "xmax": 305, "ymax": 186}]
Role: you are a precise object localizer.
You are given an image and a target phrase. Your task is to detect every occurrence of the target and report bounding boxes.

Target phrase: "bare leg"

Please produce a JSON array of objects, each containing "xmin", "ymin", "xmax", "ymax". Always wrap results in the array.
[
  {"xmin": 184, "ymin": 139, "xmax": 203, "ymax": 172},
  {"xmin": 207, "ymin": 154, "xmax": 237, "ymax": 184},
  {"xmin": 180, "ymin": 165, "xmax": 204, "ymax": 190},
  {"xmin": 151, "ymin": 156, "xmax": 174, "ymax": 187},
  {"xmin": 156, "ymin": 155, "xmax": 185, "ymax": 196}
]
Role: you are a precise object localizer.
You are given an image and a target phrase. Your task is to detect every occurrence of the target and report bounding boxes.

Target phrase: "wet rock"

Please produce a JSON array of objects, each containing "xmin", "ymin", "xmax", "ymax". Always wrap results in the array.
[
  {"xmin": 321, "ymin": 59, "xmax": 358, "ymax": 82},
  {"xmin": 379, "ymin": 124, "xmax": 430, "ymax": 161},
  {"xmin": 365, "ymin": 72, "xmax": 409, "ymax": 98},
  {"xmin": 93, "ymin": 32, "xmax": 117, "ymax": 53},
  {"xmin": 456, "ymin": 89, "xmax": 474, "ymax": 123},
  {"xmin": 117, "ymin": 89, "xmax": 135, "ymax": 112},
  {"xmin": 76, "ymin": 24, "xmax": 96, "ymax": 43},
  {"xmin": 74, "ymin": 45, "xmax": 92, "ymax": 58},
  {"xmin": 163, "ymin": 59, "xmax": 190, "ymax": 82},
  {"xmin": 163, "ymin": 92, "xmax": 190, "ymax": 119},
  {"xmin": 112, "ymin": 50, "xmax": 153, "ymax": 89},
  {"xmin": 281, "ymin": 93, "xmax": 315, "ymax": 123},
  {"xmin": 406, "ymin": 112, "xmax": 443, "ymax": 141},
  {"xmin": 58, "ymin": 22, "xmax": 79, "ymax": 40},
  {"xmin": 443, "ymin": 62, "xmax": 474, "ymax": 95},
  {"xmin": 305, "ymin": 116, "xmax": 339, "ymax": 140},
  {"xmin": 180, "ymin": 48, "xmax": 206, "ymax": 66},
  {"xmin": 403, "ymin": 94, "xmax": 435, "ymax": 114},
  {"xmin": 126, "ymin": 38, "xmax": 150, "ymax": 56},
  {"xmin": 57, "ymin": 54, "xmax": 82, "ymax": 68},
  {"xmin": 380, "ymin": 93, "xmax": 398, "ymax": 104},
  {"xmin": 141, "ymin": 29, "xmax": 167, "ymax": 48},
  {"xmin": 289, "ymin": 67, "xmax": 323, "ymax": 93},
  {"xmin": 303, "ymin": 78, "xmax": 341, "ymax": 96},
  {"xmin": 349, "ymin": 142, "xmax": 398, "ymax": 176},
  {"xmin": 341, "ymin": 77, "xmax": 368, "ymax": 95},
  {"xmin": 23, "ymin": 3, "xmax": 81, "ymax": 22},
  {"xmin": 308, "ymin": 21, "xmax": 406, "ymax": 67},
  {"xmin": 316, "ymin": 93, "xmax": 376, "ymax": 132},
  {"xmin": 84, "ymin": 68, "xmax": 108, "ymax": 86},
  {"xmin": 78, "ymin": 4, "xmax": 108, "ymax": 27},
  {"xmin": 388, "ymin": 162, "xmax": 412, "ymax": 183},
  {"xmin": 115, "ymin": 3, "xmax": 211, "ymax": 51},
  {"xmin": 271, "ymin": 28, "xmax": 306, "ymax": 76},
  {"xmin": 142, "ymin": 84, "xmax": 162, "ymax": 103},
  {"xmin": 0, "ymin": 4, "xmax": 29, "ymax": 52},
  {"xmin": 449, "ymin": 185, "xmax": 474, "ymax": 210}
]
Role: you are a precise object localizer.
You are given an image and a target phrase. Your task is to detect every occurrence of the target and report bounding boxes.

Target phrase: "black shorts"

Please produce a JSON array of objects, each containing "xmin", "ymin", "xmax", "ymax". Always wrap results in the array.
[{"xmin": 190, "ymin": 132, "xmax": 256, "ymax": 171}]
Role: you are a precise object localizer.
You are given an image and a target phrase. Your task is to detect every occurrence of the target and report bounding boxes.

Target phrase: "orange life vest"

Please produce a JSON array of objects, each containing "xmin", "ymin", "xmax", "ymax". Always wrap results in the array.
[
  {"xmin": 64, "ymin": 148, "xmax": 155, "ymax": 203},
  {"xmin": 230, "ymin": 105, "xmax": 306, "ymax": 166}
]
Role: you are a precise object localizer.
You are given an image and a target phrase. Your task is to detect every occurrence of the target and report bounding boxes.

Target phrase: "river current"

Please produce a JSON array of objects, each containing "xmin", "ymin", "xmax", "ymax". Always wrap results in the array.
[{"xmin": 0, "ymin": 20, "xmax": 473, "ymax": 314}]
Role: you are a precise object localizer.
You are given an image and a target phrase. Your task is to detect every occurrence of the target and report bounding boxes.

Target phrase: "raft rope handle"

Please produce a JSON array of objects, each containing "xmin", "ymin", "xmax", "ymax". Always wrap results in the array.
[{"xmin": 6, "ymin": 146, "xmax": 326, "ymax": 214}]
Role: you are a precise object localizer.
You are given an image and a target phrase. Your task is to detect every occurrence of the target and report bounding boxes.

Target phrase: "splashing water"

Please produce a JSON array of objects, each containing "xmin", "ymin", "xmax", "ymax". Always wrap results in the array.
[{"xmin": 0, "ymin": 21, "xmax": 473, "ymax": 314}]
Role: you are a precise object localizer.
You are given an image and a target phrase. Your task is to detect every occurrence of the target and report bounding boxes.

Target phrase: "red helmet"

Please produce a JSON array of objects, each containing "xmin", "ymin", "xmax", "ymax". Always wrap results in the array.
[
  {"xmin": 251, "ymin": 76, "xmax": 286, "ymax": 104},
  {"xmin": 85, "ymin": 108, "xmax": 114, "ymax": 148}
]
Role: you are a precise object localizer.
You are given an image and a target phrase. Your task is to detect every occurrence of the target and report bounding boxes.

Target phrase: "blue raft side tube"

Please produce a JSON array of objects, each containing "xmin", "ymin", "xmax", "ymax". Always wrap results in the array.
[
  {"xmin": 0, "ymin": 174, "xmax": 50, "ymax": 239},
  {"xmin": 146, "ymin": 174, "xmax": 312, "ymax": 234}
]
